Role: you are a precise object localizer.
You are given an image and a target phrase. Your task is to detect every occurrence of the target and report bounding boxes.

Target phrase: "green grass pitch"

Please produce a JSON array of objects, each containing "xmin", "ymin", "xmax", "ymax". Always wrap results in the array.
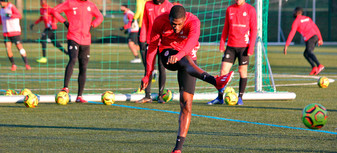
[{"xmin": 0, "ymin": 45, "xmax": 336, "ymax": 152}]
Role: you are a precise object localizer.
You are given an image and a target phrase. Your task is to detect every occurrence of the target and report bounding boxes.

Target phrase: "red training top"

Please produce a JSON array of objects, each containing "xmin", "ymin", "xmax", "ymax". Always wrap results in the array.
[
  {"xmin": 143, "ymin": 12, "xmax": 200, "ymax": 82},
  {"xmin": 285, "ymin": 15, "xmax": 322, "ymax": 46},
  {"xmin": 219, "ymin": 3, "xmax": 257, "ymax": 55},
  {"xmin": 0, "ymin": 2, "xmax": 22, "ymax": 37},
  {"xmin": 34, "ymin": 4, "xmax": 58, "ymax": 30},
  {"xmin": 140, "ymin": 0, "xmax": 173, "ymax": 43},
  {"xmin": 52, "ymin": 0, "xmax": 103, "ymax": 45}
]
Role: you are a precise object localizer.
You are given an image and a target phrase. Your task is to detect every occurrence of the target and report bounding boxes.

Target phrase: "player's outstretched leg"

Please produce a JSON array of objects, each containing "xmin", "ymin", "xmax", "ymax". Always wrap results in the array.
[{"xmin": 161, "ymin": 49, "xmax": 234, "ymax": 93}]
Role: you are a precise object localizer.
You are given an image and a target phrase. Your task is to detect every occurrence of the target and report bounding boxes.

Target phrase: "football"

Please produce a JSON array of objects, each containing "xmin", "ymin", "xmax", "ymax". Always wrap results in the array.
[
  {"xmin": 224, "ymin": 92, "xmax": 238, "ymax": 106},
  {"xmin": 5, "ymin": 89, "xmax": 17, "ymax": 96},
  {"xmin": 302, "ymin": 103, "xmax": 328, "ymax": 129},
  {"xmin": 317, "ymin": 77, "xmax": 329, "ymax": 88},
  {"xmin": 20, "ymin": 88, "xmax": 32, "ymax": 96},
  {"xmin": 162, "ymin": 89, "xmax": 173, "ymax": 102},
  {"xmin": 24, "ymin": 93, "xmax": 39, "ymax": 108},
  {"xmin": 224, "ymin": 87, "xmax": 235, "ymax": 93},
  {"xmin": 55, "ymin": 91, "xmax": 70, "ymax": 105},
  {"xmin": 101, "ymin": 91, "xmax": 115, "ymax": 105}
]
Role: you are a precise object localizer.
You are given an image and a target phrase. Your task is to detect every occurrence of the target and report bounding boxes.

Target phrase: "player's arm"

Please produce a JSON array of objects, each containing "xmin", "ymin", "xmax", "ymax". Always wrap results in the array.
[
  {"xmin": 52, "ymin": 1, "xmax": 69, "ymax": 24},
  {"xmin": 139, "ymin": 3, "xmax": 149, "ymax": 43},
  {"xmin": 123, "ymin": 13, "xmax": 133, "ymax": 29},
  {"xmin": 30, "ymin": 16, "xmax": 43, "ymax": 30},
  {"xmin": 313, "ymin": 23, "xmax": 323, "ymax": 46},
  {"xmin": 219, "ymin": 9, "xmax": 229, "ymax": 52},
  {"xmin": 284, "ymin": 19, "xmax": 299, "ymax": 55},
  {"xmin": 10, "ymin": 5, "xmax": 22, "ymax": 19},
  {"xmin": 90, "ymin": 4, "xmax": 104, "ymax": 28},
  {"xmin": 141, "ymin": 20, "xmax": 162, "ymax": 89},
  {"xmin": 173, "ymin": 19, "xmax": 201, "ymax": 61},
  {"xmin": 247, "ymin": 7, "xmax": 257, "ymax": 56}
]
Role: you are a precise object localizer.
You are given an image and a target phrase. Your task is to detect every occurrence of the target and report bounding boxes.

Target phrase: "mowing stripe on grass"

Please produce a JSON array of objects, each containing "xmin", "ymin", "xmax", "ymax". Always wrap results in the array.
[{"xmin": 88, "ymin": 101, "xmax": 337, "ymax": 135}]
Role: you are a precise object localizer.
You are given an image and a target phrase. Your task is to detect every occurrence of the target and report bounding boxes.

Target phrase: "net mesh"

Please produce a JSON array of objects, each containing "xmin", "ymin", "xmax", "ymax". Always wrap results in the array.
[{"xmin": 0, "ymin": 0, "xmax": 273, "ymax": 96}]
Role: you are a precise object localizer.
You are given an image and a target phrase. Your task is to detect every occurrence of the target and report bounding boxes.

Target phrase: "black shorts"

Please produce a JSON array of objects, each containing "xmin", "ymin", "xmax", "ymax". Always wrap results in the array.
[
  {"xmin": 222, "ymin": 46, "xmax": 249, "ymax": 65},
  {"xmin": 160, "ymin": 48, "xmax": 196, "ymax": 94},
  {"xmin": 128, "ymin": 32, "xmax": 138, "ymax": 44},
  {"xmin": 4, "ymin": 35, "xmax": 22, "ymax": 44},
  {"xmin": 68, "ymin": 40, "xmax": 90, "ymax": 60}
]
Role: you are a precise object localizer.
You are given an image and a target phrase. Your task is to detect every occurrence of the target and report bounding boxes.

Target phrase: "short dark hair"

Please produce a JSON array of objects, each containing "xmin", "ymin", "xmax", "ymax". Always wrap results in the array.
[
  {"xmin": 294, "ymin": 7, "xmax": 303, "ymax": 14},
  {"xmin": 169, "ymin": 5, "xmax": 186, "ymax": 19},
  {"xmin": 0, "ymin": 0, "xmax": 8, "ymax": 2},
  {"xmin": 121, "ymin": 4, "xmax": 128, "ymax": 8}
]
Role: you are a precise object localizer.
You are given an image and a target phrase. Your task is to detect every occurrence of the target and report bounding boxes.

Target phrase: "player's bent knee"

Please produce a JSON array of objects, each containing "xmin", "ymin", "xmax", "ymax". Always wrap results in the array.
[{"xmin": 19, "ymin": 49, "xmax": 26, "ymax": 56}]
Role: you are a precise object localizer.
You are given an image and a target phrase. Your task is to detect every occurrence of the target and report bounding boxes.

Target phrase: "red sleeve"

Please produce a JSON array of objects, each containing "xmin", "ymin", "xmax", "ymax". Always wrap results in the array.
[
  {"xmin": 285, "ymin": 19, "xmax": 299, "ymax": 46},
  {"xmin": 91, "ymin": 4, "xmax": 104, "ymax": 28},
  {"xmin": 313, "ymin": 23, "xmax": 323, "ymax": 41},
  {"xmin": 52, "ymin": 1, "xmax": 69, "ymax": 23},
  {"xmin": 219, "ymin": 9, "xmax": 229, "ymax": 50},
  {"xmin": 247, "ymin": 7, "xmax": 257, "ymax": 55},
  {"xmin": 123, "ymin": 13, "xmax": 133, "ymax": 29},
  {"xmin": 34, "ymin": 16, "xmax": 43, "ymax": 25},
  {"xmin": 174, "ymin": 19, "xmax": 201, "ymax": 60},
  {"xmin": 10, "ymin": 5, "xmax": 22, "ymax": 19},
  {"xmin": 143, "ymin": 19, "xmax": 162, "ymax": 81},
  {"xmin": 139, "ymin": 4, "xmax": 148, "ymax": 43}
]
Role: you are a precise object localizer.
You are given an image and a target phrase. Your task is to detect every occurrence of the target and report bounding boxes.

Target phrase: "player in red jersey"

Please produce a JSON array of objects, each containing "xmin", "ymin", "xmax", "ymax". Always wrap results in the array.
[
  {"xmin": 140, "ymin": 6, "xmax": 234, "ymax": 152},
  {"xmin": 284, "ymin": 7, "xmax": 324, "ymax": 75},
  {"xmin": 135, "ymin": 0, "xmax": 173, "ymax": 104},
  {"xmin": 208, "ymin": 0, "xmax": 257, "ymax": 106},
  {"xmin": 30, "ymin": 0, "xmax": 68, "ymax": 64},
  {"xmin": 0, "ymin": 0, "xmax": 31, "ymax": 71},
  {"xmin": 52, "ymin": 0, "xmax": 103, "ymax": 103}
]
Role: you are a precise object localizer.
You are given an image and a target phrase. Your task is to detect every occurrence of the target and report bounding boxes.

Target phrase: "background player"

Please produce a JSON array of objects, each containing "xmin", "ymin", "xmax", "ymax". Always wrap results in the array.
[
  {"xmin": 284, "ymin": 7, "xmax": 324, "ymax": 75},
  {"xmin": 0, "ymin": 0, "xmax": 31, "ymax": 71},
  {"xmin": 30, "ymin": 0, "xmax": 68, "ymax": 64},
  {"xmin": 52, "ymin": 0, "xmax": 103, "ymax": 103},
  {"xmin": 135, "ymin": 0, "xmax": 173, "ymax": 103},
  {"xmin": 120, "ymin": 4, "xmax": 141, "ymax": 64},
  {"xmin": 140, "ymin": 5, "xmax": 234, "ymax": 153},
  {"xmin": 208, "ymin": 0, "xmax": 257, "ymax": 106}
]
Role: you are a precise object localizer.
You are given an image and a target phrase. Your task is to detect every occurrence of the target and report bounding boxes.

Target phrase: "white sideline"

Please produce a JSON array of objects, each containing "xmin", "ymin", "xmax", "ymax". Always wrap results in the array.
[{"xmin": 0, "ymin": 92, "xmax": 296, "ymax": 103}]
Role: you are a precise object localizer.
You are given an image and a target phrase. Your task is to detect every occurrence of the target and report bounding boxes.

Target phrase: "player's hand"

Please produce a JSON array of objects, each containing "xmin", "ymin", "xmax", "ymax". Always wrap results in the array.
[
  {"xmin": 63, "ymin": 21, "xmax": 69, "ymax": 29},
  {"xmin": 5, "ymin": 13, "xmax": 11, "ymax": 17},
  {"xmin": 318, "ymin": 40, "xmax": 323, "ymax": 46},
  {"xmin": 283, "ymin": 46, "xmax": 288, "ymax": 55},
  {"xmin": 119, "ymin": 27, "xmax": 124, "ymax": 31},
  {"xmin": 140, "ymin": 77, "xmax": 149, "ymax": 90},
  {"xmin": 220, "ymin": 49, "xmax": 225, "ymax": 53},
  {"xmin": 30, "ymin": 24, "xmax": 34, "ymax": 30},
  {"xmin": 167, "ymin": 55, "xmax": 178, "ymax": 64}
]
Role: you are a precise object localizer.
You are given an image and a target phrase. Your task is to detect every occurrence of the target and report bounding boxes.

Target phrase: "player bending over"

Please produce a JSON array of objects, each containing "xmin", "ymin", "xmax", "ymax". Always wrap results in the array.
[
  {"xmin": 0, "ymin": 0, "xmax": 31, "ymax": 71},
  {"xmin": 30, "ymin": 0, "xmax": 68, "ymax": 64},
  {"xmin": 207, "ymin": 0, "xmax": 257, "ymax": 106},
  {"xmin": 52, "ymin": 0, "xmax": 103, "ymax": 103},
  {"xmin": 140, "ymin": 5, "xmax": 234, "ymax": 153},
  {"xmin": 284, "ymin": 7, "xmax": 324, "ymax": 75}
]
